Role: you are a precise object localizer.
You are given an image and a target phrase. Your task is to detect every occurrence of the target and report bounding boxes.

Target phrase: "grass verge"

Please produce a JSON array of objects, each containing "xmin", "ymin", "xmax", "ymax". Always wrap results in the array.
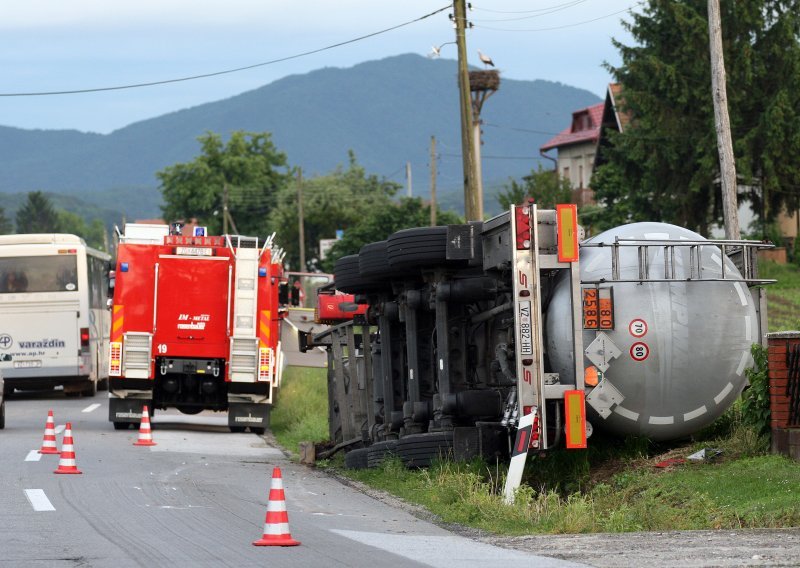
[
  {"xmin": 760, "ymin": 260, "xmax": 800, "ymax": 331},
  {"xmin": 272, "ymin": 365, "xmax": 800, "ymax": 533},
  {"xmin": 270, "ymin": 366, "xmax": 329, "ymax": 455}
]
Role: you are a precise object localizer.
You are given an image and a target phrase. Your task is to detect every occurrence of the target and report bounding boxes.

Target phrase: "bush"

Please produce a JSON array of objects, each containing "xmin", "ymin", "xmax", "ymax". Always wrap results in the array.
[{"xmin": 741, "ymin": 343, "xmax": 771, "ymax": 436}]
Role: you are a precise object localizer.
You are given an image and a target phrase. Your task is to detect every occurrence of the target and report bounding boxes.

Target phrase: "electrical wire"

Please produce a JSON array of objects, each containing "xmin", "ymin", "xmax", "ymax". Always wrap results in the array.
[
  {"xmin": 0, "ymin": 4, "xmax": 452, "ymax": 97},
  {"xmin": 469, "ymin": 0, "xmax": 592, "ymax": 14},
  {"xmin": 474, "ymin": 3, "xmax": 641, "ymax": 32},
  {"xmin": 440, "ymin": 153, "xmax": 546, "ymax": 161},
  {"xmin": 470, "ymin": 0, "xmax": 589, "ymax": 23},
  {"xmin": 483, "ymin": 122, "xmax": 560, "ymax": 136}
]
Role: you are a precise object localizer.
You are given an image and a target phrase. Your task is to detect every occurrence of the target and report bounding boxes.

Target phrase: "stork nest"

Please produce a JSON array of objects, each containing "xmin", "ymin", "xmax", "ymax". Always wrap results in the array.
[{"xmin": 469, "ymin": 70, "xmax": 500, "ymax": 92}]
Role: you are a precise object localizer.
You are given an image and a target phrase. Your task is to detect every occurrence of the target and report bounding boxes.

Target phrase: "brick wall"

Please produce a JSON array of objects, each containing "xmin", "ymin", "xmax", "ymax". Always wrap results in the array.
[{"xmin": 767, "ymin": 331, "xmax": 800, "ymax": 460}]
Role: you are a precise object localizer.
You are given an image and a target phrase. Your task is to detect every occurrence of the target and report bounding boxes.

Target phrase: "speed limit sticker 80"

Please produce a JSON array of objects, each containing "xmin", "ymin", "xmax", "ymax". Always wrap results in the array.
[{"xmin": 630, "ymin": 342, "xmax": 649, "ymax": 362}]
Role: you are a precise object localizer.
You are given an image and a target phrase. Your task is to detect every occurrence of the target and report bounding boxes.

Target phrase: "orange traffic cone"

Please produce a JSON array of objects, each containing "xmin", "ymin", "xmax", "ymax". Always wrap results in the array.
[
  {"xmin": 253, "ymin": 467, "xmax": 301, "ymax": 546},
  {"xmin": 38, "ymin": 409, "xmax": 59, "ymax": 454},
  {"xmin": 54, "ymin": 422, "xmax": 82, "ymax": 474},
  {"xmin": 133, "ymin": 405, "xmax": 156, "ymax": 446}
]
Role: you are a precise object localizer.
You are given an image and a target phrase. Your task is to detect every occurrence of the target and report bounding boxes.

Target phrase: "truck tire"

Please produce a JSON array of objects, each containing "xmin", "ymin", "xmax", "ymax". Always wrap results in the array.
[
  {"xmin": 82, "ymin": 379, "xmax": 98, "ymax": 397},
  {"xmin": 366, "ymin": 440, "xmax": 398, "ymax": 468},
  {"xmin": 113, "ymin": 421, "xmax": 130, "ymax": 430},
  {"xmin": 0, "ymin": 401, "xmax": 5, "ymax": 429},
  {"xmin": 344, "ymin": 447, "xmax": 369, "ymax": 469},
  {"xmin": 358, "ymin": 241, "xmax": 398, "ymax": 279},
  {"xmin": 396, "ymin": 431, "xmax": 454, "ymax": 468},
  {"xmin": 387, "ymin": 227, "xmax": 462, "ymax": 270},
  {"xmin": 334, "ymin": 255, "xmax": 384, "ymax": 294}
]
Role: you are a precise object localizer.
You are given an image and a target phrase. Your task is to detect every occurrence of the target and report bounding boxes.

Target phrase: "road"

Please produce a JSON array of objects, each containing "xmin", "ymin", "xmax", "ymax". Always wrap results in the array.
[{"xmin": 0, "ymin": 389, "xmax": 581, "ymax": 568}]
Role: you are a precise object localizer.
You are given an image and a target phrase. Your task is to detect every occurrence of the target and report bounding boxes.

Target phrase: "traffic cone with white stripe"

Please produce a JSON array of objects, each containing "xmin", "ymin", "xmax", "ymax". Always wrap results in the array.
[
  {"xmin": 38, "ymin": 410, "xmax": 59, "ymax": 454},
  {"xmin": 253, "ymin": 467, "xmax": 300, "ymax": 546},
  {"xmin": 54, "ymin": 422, "xmax": 82, "ymax": 474},
  {"xmin": 133, "ymin": 405, "xmax": 156, "ymax": 446}
]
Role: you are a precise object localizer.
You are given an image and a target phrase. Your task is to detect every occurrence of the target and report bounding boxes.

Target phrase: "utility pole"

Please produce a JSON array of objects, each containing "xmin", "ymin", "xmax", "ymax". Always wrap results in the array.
[
  {"xmin": 454, "ymin": 0, "xmax": 478, "ymax": 221},
  {"xmin": 708, "ymin": 0, "xmax": 740, "ymax": 239},
  {"xmin": 430, "ymin": 136, "xmax": 437, "ymax": 226},
  {"xmin": 297, "ymin": 168, "xmax": 306, "ymax": 271},
  {"xmin": 406, "ymin": 161, "xmax": 413, "ymax": 197}
]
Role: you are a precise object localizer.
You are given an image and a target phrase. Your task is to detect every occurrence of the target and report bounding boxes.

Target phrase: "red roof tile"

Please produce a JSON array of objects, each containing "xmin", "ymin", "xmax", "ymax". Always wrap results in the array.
[{"xmin": 540, "ymin": 103, "xmax": 604, "ymax": 152}]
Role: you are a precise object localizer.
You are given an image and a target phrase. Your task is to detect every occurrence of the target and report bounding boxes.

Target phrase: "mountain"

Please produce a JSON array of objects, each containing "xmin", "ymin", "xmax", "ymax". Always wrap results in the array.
[{"xmin": 0, "ymin": 54, "xmax": 601, "ymax": 219}]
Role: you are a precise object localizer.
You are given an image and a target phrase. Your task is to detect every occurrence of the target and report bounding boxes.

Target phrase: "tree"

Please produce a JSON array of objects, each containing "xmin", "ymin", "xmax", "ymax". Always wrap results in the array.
[
  {"xmin": 0, "ymin": 207, "xmax": 12, "ymax": 234},
  {"xmin": 496, "ymin": 165, "xmax": 572, "ymax": 211},
  {"xmin": 16, "ymin": 191, "xmax": 60, "ymax": 233},
  {"xmin": 593, "ymin": 0, "xmax": 800, "ymax": 235},
  {"xmin": 320, "ymin": 197, "xmax": 463, "ymax": 272},
  {"xmin": 57, "ymin": 211, "xmax": 107, "ymax": 250},
  {"xmin": 158, "ymin": 131, "xmax": 291, "ymax": 236},
  {"xmin": 268, "ymin": 152, "xmax": 401, "ymax": 270}
]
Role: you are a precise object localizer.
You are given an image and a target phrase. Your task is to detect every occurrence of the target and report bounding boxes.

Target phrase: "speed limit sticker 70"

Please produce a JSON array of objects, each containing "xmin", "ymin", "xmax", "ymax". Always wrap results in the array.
[
  {"xmin": 630, "ymin": 342, "xmax": 649, "ymax": 362},
  {"xmin": 629, "ymin": 319, "xmax": 648, "ymax": 337}
]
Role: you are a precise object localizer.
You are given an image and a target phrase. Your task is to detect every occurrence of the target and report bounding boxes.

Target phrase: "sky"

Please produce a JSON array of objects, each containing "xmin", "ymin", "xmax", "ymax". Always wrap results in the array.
[{"xmin": 0, "ymin": 0, "xmax": 638, "ymax": 134}]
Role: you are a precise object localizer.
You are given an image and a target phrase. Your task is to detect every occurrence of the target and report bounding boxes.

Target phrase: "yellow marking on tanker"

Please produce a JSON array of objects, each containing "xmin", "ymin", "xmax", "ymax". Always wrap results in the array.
[
  {"xmin": 556, "ymin": 204, "xmax": 579, "ymax": 262},
  {"xmin": 564, "ymin": 390, "xmax": 587, "ymax": 449}
]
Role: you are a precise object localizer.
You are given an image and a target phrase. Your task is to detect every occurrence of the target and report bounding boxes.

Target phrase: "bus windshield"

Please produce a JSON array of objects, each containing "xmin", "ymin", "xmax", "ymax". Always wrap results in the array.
[{"xmin": 0, "ymin": 255, "xmax": 79, "ymax": 293}]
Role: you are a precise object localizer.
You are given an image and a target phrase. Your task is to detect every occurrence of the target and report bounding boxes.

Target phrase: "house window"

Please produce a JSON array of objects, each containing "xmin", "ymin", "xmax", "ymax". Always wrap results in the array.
[
  {"xmin": 563, "ymin": 167, "xmax": 570, "ymax": 184},
  {"xmin": 579, "ymin": 165, "xmax": 584, "ymax": 189}
]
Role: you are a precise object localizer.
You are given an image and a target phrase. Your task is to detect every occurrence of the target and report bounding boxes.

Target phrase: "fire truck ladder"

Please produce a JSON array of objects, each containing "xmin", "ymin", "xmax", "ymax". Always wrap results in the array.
[{"xmin": 226, "ymin": 236, "xmax": 265, "ymax": 397}]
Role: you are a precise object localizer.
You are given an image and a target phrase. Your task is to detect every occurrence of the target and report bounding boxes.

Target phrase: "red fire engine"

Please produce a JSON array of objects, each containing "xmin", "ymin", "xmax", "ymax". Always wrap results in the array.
[{"xmin": 107, "ymin": 223, "xmax": 285, "ymax": 433}]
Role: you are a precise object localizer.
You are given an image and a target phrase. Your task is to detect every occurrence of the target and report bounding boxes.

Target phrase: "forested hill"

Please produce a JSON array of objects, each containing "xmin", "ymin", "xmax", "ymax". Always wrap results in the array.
[{"xmin": 0, "ymin": 54, "xmax": 600, "ymax": 217}]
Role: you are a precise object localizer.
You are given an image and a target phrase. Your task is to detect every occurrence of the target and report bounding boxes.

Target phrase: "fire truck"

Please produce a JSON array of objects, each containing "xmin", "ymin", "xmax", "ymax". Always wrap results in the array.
[
  {"xmin": 107, "ymin": 223, "xmax": 286, "ymax": 434},
  {"xmin": 308, "ymin": 203, "xmax": 773, "ymax": 500}
]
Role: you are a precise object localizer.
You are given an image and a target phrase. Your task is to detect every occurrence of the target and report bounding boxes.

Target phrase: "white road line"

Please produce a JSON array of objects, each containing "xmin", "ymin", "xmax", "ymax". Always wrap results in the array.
[
  {"xmin": 55, "ymin": 424, "xmax": 65, "ymax": 434},
  {"xmin": 25, "ymin": 450, "xmax": 42, "ymax": 462},
  {"xmin": 82, "ymin": 403, "xmax": 101, "ymax": 413},
  {"xmin": 24, "ymin": 489, "xmax": 55, "ymax": 512}
]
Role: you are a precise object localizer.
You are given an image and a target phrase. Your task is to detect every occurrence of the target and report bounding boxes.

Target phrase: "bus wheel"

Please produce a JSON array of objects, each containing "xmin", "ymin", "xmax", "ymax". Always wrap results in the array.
[{"xmin": 82, "ymin": 380, "xmax": 98, "ymax": 397}]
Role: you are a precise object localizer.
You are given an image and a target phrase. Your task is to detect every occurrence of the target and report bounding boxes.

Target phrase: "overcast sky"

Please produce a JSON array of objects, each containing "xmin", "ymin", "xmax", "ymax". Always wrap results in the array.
[{"xmin": 0, "ymin": 0, "xmax": 638, "ymax": 134}]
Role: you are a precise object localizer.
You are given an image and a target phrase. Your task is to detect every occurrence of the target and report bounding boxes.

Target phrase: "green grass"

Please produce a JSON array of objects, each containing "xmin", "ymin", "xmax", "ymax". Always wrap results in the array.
[
  {"xmin": 270, "ymin": 366, "xmax": 329, "ymax": 455},
  {"xmin": 271, "ymin": 365, "xmax": 800, "ymax": 533},
  {"xmin": 760, "ymin": 260, "xmax": 800, "ymax": 331}
]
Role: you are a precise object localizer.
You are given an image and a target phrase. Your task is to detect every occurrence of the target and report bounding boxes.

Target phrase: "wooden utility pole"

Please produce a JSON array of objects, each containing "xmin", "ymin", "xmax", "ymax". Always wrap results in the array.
[
  {"xmin": 708, "ymin": 0, "xmax": 740, "ymax": 239},
  {"xmin": 430, "ymin": 136, "xmax": 437, "ymax": 226},
  {"xmin": 454, "ymin": 0, "xmax": 479, "ymax": 221},
  {"xmin": 406, "ymin": 161, "xmax": 413, "ymax": 197},
  {"xmin": 297, "ymin": 168, "xmax": 306, "ymax": 271}
]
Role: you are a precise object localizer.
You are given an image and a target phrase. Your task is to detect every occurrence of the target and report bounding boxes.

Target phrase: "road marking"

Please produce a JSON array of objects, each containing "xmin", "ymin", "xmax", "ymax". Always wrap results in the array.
[
  {"xmin": 82, "ymin": 403, "xmax": 101, "ymax": 413},
  {"xmin": 331, "ymin": 530, "xmax": 587, "ymax": 567},
  {"xmin": 25, "ymin": 450, "xmax": 42, "ymax": 462},
  {"xmin": 55, "ymin": 424, "xmax": 65, "ymax": 434},
  {"xmin": 24, "ymin": 489, "xmax": 55, "ymax": 512}
]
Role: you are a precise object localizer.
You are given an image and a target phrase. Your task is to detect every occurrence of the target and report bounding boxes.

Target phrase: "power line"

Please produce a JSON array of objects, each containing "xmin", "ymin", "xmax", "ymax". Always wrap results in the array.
[
  {"xmin": 441, "ymin": 153, "xmax": 546, "ymax": 161},
  {"xmin": 0, "ymin": 4, "xmax": 452, "ymax": 97},
  {"xmin": 470, "ymin": 0, "xmax": 589, "ymax": 23},
  {"xmin": 474, "ymin": 3, "xmax": 641, "ymax": 32},
  {"xmin": 469, "ymin": 0, "xmax": 592, "ymax": 14},
  {"xmin": 483, "ymin": 122, "xmax": 560, "ymax": 136}
]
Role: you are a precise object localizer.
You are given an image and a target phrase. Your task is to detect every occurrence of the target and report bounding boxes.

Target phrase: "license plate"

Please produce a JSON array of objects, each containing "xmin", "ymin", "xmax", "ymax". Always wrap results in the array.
[
  {"xmin": 518, "ymin": 300, "xmax": 533, "ymax": 356},
  {"xmin": 14, "ymin": 360, "xmax": 42, "ymax": 369},
  {"xmin": 176, "ymin": 246, "xmax": 213, "ymax": 257}
]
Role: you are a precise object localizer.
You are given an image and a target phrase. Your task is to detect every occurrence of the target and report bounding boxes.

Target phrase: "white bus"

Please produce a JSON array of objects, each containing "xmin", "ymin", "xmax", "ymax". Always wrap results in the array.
[{"xmin": 0, "ymin": 234, "xmax": 111, "ymax": 396}]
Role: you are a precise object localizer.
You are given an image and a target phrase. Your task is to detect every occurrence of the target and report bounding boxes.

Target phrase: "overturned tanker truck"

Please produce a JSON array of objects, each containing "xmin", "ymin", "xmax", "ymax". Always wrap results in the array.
[{"xmin": 306, "ymin": 203, "xmax": 774, "ymax": 498}]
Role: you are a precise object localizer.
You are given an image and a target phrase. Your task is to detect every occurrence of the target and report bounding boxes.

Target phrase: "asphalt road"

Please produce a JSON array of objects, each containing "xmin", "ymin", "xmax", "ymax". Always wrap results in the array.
[{"xmin": 0, "ymin": 389, "xmax": 582, "ymax": 568}]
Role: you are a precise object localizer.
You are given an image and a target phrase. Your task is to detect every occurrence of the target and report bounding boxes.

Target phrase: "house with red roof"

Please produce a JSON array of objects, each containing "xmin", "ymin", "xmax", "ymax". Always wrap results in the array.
[{"xmin": 539, "ymin": 102, "xmax": 604, "ymax": 206}]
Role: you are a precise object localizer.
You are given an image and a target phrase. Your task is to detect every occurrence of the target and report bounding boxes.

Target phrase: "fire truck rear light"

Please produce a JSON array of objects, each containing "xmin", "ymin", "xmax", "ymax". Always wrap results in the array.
[
  {"xmin": 259, "ymin": 267, "xmax": 267, "ymax": 277},
  {"xmin": 523, "ymin": 405, "xmax": 533, "ymax": 416},
  {"xmin": 80, "ymin": 328, "xmax": 90, "ymax": 348},
  {"xmin": 109, "ymin": 342, "xmax": 122, "ymax": 376},
  {"xmin": 121, "ymin": 263, "xmax": 129, "ymax": 272},
  {"xmin": 258, "ymin": 347, "xmax": 273, "ymax": 381}
]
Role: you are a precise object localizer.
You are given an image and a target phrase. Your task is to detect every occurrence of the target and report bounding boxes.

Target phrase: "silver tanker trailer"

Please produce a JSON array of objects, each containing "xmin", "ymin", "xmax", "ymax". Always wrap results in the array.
[{"xmin": 307, "ymin": 204, "xmax": 773, "ymax": 496}]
